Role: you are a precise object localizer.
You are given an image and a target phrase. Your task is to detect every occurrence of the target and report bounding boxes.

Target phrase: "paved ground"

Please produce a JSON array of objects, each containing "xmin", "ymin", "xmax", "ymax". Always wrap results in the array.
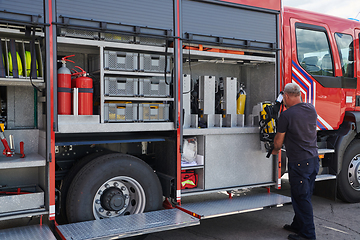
[
  {"xmin": 1, "ymin": 179, "xmax": 359, "ymax": 240},
  {"xmin": 147, "ymin": 180, "xmax": 360, "ymax": 240}
]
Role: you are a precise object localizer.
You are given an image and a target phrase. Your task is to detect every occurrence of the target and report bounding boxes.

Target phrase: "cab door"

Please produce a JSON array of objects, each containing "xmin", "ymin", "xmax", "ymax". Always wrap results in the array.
[
  {"xmin": 289, "ymin": 18, "xmax": 354, "ymax": 130},
  {"xmin": 355, "ymin": 29, "xmax": 360, "ymax": 111}
]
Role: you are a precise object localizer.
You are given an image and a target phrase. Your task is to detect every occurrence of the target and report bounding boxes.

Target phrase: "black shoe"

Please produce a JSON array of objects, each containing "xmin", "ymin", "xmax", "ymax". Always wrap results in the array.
[
  {"xmin": 287, "ymin": 233, "xmax": 316, "ymax": 240},
  {"xmin": 283, "ymin": 224, "xmax": 298, "ymax": 234}
]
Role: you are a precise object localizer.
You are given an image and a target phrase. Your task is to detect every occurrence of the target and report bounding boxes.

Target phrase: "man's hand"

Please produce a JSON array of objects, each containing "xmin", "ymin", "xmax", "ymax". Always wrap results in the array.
[
  {"xmin": 272, "ymin": 132, "xmax": 285, "ymax": 155},
  {"xmin": 272, "ymin": 148, "xmax": 280, "ymax": 155}
]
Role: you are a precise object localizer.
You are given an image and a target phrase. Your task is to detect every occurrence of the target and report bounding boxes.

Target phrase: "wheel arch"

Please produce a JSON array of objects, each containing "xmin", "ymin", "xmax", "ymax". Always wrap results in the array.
[{"xmin": 334, "ymin": 120, "xmax": 357, "ymax": 175}]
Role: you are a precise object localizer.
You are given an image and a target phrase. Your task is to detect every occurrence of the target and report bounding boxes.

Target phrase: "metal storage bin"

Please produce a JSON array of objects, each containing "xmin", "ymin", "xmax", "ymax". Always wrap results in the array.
[
  {"xmin": 104, "ymin": 102, "xmax": 138, "ymax": 122},
  {"xmin": 0, "ymin": 185, "xmax": 44, "ymax": 214},
  {"xmin": 139, "ymin": 54, "xmax": 170, "ymax": 73},
  {"xmin": 104, "ymin": 77, "xmax": 138, "ymax": 96},
  {"xmin": 60, "ymin": 28, "xmax": 99, "ymax": 39},
  {"xmin": 139, "ymin": 103, "xmax": 170, "ymax": 121},
  {"xmin": 101, "ymin": 33, "xmax": 134, "ymax": 43},
  {"xmin": 139, "ymin": 77, "xmax": 170, "ymax": 97},
  {"xmin": 104, "ymin": 51, "xmax": 138, "ymax": 71}
]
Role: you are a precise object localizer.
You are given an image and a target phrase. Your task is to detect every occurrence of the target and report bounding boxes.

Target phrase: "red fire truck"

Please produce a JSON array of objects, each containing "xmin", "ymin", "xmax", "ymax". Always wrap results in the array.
[{"xmin": 0, "ymin": 0, "xmax": 359, "ymax": 239}]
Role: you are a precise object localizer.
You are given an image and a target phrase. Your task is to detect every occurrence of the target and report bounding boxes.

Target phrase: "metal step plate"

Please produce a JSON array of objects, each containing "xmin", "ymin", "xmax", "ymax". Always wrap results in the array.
[
  {"xmin": 318, "ymin": 148, "xmax": 335, "ymax": 155},
  {"xmin": 315, "ymin": 174, "xmax": 337, "ymax": 181},
  {"xmin": 56, "ymin": 208, "xmax": 199, "ymax": 240},
  {"xmin": 180, "ymin": 193, "xmax": 291, "ymax": 219},
  {"xmin": 283, "ymin": 173, "xmax": 337, "ymax": 182},
  {"xmin": 0, "ymin": 224, "xmax": 56, "ymax": 240}
]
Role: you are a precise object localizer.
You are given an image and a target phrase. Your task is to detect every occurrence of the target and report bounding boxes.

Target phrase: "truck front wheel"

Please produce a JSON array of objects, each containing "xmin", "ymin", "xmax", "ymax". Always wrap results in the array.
[
  {"xmin": 338, "ymin": 139, "xmax": 360, "ymax": 203},
  {"xmin": 66, "ymin": 153, "xmax": 163, "ymax": 223}
]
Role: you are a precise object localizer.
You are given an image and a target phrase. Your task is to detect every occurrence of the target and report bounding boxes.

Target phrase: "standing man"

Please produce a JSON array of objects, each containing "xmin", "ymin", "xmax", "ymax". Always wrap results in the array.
[{"xmin": 272, "ymin": 83, "xmax": 319, "ymax": 240}]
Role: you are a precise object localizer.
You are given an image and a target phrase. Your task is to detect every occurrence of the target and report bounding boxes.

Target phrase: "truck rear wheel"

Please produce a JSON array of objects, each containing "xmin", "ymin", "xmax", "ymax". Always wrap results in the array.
[
  {"xmin": 60, "ymin": 151, "xmax": 111, "ymax": 223},
  {"xmin": 338, "ymin": 139, "xmax": 360, "ymax": 203},
  {"xmin": 66, "ymin": 153, "xmax": 163, "ymax": 223}
]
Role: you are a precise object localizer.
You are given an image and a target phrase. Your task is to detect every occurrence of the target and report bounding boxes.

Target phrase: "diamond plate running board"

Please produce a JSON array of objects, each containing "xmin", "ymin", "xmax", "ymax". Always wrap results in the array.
[
  {"xmin": 0, "ymin": 224, "xmax": 56, "ymax": 240},
  {"xmin": 179, "ymin": 193, "xmax": 291, "ymax": 219},
  {"xmin": 56, "ymin": 208, "xmax": 199, "ymax": 240}
]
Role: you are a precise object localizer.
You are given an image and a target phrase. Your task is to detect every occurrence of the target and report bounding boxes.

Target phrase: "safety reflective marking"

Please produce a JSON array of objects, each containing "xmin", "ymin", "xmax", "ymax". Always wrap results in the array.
[
  {"xmin": 346, "ymin": 96, "xmax": 352, "ymax": 103},
  {"xmin": 177, "ymin": 190, "xmax": 181, "ymax": 200},
  {"xmin": 292, "ymin": 66, "xmax": 312, "ymax": 103},
  {"xmin": 317, "ymin": 115, "xmax": 333, "ymax": 130},
  {"xmin": 50, "ymin": 205, "xmax": 55, "ymax": 214},
  {"xmin": 292, "ymin": 61, "xmax": 332, "ymax": 130}
]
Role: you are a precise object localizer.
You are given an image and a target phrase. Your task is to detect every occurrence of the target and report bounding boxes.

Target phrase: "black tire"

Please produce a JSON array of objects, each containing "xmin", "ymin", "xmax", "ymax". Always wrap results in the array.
[
  {"xmin": 59, "ymin": 151, "xmax": 112, "ymax": 223},
  {"xmin": 337, "ymin": 139, "xmax": 360, "ymax": 203},
  {"xmin": 66, "ymin": 153, "xmax": 163, "ymax": 223}
]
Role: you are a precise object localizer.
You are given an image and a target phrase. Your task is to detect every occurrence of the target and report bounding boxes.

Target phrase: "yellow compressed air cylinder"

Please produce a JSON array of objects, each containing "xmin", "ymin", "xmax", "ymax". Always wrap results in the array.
[{"xmin": 237, "ymin": 88, "xmax": 246, "ymax": 114}]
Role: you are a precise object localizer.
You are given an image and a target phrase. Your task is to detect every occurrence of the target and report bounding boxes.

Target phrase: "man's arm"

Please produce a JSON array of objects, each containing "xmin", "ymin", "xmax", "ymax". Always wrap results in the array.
[{"xmin": 271, "ymin": 132, "xmax": 285, "ymax": 155}]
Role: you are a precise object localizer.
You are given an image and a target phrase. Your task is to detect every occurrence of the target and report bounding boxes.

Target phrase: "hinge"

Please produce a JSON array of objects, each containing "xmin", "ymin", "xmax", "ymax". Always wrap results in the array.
[
  {"xmin": 48, "ymin": 153, "xmax": 52, "ymax": 162},
  {"xmin": 53, "ymin": 122, "xmax": 56, "ymax": 132}
]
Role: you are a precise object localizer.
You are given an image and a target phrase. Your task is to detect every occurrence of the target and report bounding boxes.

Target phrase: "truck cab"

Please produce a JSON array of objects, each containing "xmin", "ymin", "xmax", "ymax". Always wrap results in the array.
[{"xmin": 283, "ymin": 7, "xmax": 360, "ymax": 203}]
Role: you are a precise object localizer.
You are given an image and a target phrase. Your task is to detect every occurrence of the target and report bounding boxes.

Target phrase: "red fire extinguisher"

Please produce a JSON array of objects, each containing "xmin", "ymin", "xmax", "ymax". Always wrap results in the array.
[
  {"xmin": 72, "ymin": 66, "xmax": 93, "ymax": 115},
  {"xmin": 57, "ymin": 55, "xmax": 75, "ymax": 115}
]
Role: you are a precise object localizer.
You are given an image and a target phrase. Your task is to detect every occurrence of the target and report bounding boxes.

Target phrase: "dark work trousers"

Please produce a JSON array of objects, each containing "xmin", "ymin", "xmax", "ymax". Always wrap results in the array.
[{"xmin": 288, "ymin": 156, "xmax": 319, "ymax": 239}]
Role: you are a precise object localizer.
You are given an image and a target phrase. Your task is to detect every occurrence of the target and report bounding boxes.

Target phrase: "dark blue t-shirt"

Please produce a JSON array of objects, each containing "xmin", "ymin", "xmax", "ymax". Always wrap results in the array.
[{"xmin": 277, "ymin": 102, "xmax": 318, "ymax": 162}]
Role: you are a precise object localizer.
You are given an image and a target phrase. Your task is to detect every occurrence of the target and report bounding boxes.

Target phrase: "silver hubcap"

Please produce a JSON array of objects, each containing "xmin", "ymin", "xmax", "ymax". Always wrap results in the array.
[
  {"xmin": 93, "ymin": 176, "xmax": 146, "ymax": 219},
  {"xmin": 348, "ymin": 154, "xmax": 360, "ymax": 191}
]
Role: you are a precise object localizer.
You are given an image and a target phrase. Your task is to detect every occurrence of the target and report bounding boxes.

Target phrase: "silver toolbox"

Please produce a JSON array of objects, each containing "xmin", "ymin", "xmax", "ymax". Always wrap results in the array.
[
  {"xmin": 104, "ymin": 102, "xmax": 138, "ymax": 122},
  {"xmin": 139, "ymin": 77, "xmax": 170, "ymax": 97},
  {"xmin": 139, "ymin": 54, "xmax": 170, "ymax": 73},
  {"xmin": 0, "ymin": 185, "xmax": 44, "ymax": 214},
  {"xmin": 138, "ymin": 103, "xmax": 170, "ymax": 121},
  {"xmin": 104, "ymin": 77, "xmax": 139, "ymax": 96},
  {"xmin": 100, "ymin": 33, "xmax": 134, "ymax": 43},
  {"xmin": 104, "ymin": 51, "xmax": 138, "ymax": 71},
  {"xmin": 60, "ymin": 28, "xmax": 99, "ymax": 39}
]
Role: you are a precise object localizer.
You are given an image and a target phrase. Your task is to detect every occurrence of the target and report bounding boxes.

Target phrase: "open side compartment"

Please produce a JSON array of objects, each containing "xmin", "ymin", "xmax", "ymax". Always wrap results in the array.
[
  {"xmin": 0, "ymin": 27, "xmax": 47, "ymax": 221},
  {"xmin": 181, "ymin": 42, "xmax": 279, "ymax": 194}
]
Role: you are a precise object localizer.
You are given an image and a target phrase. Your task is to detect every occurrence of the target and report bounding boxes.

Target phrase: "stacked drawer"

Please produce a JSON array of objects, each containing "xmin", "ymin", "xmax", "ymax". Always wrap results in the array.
[
  {"xmin": 104, "ymin": 102, "xmax": 169, "ymax": 122},
  {"xmin": 103, "ymin": 51, "xmax": 171, "ymax": 73},
  {"xmin": 104, "ymin": 77, "xmax": 170, "ymax": 97},
  {"xmin": 101, "ymin": 50, "xmax": 171, "ymax": 123}
]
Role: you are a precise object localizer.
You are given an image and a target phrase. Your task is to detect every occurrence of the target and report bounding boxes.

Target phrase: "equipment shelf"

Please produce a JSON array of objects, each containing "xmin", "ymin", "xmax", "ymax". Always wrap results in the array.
[
  {"xmin": 57, "ymin": 37, "xmax": 173, "ymax": 53},
  {"xmin": 183, "ymin": 126, "xmax": 260, "ymax": 136},
  {"xmin": 103, "ymin": 70, "xmax": 171, "ymax": 77},
  {"xmin": 181, "ymin": 165, "xmax": 204, "ymax": 170},
  {"xmin": 182, "ymin": 48, "xmax": 276, "ymax": 63},
  {"xmin": 0, "ymin": 78, "xmax": 44, "ymax": 87},
  {"xmin": 57, "ymin": 119, "xmax": 175, "ymax": 133},
  {"xmin": 104, "ymin": 96, "xmax": 174, "ymax": 102},
  {"xmin": 0, "ymin": 152, "xmax": 46, "ymax": 170}
]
